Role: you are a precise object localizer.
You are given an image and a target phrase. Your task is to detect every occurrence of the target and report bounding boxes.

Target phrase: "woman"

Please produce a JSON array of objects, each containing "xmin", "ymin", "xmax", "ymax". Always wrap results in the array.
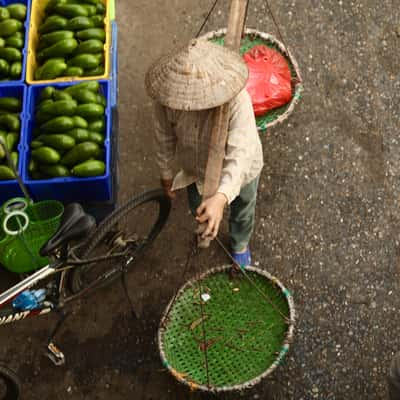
[{"xmin": 145, "ymin": 39, "xmax": 263, "ymax": 266}]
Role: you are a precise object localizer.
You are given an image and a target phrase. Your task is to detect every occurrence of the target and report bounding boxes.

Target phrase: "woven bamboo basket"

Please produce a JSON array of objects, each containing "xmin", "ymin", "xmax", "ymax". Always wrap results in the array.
[
  {"xmin": 201, "ymin": 28, "xmax": 303, "ymax": 133},
  {"xmin": 158, "ymin": 265, "xmax": 295, "ymax": 393}
]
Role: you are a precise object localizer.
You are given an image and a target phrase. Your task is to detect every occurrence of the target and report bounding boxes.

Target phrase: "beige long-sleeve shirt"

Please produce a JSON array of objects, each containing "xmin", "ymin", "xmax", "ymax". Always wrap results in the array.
[{"xmin": 153, "ymin": 89, "xmax": 263, "ymax": 204}]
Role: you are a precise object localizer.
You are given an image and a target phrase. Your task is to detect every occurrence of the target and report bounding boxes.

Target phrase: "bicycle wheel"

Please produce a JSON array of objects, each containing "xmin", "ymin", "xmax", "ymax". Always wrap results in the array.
[
  {"xmin": 0, "ymin": 365, "xmax": 21, "ymax": 400},
  {"xmin": 69, "ymin": 189, "xmax": 171, "ymax": 295}
]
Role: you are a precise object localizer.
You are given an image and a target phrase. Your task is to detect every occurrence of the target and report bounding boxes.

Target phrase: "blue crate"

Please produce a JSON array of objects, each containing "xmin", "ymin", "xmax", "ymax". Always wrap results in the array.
[
  {"xmin": 110, "ymin": 21, "xmax": 118, "ymax": 108},
  {"xmin": 76, "ymin": 107, "xmax": 119, "ymax": 223},
  {"xmin": 23, "ymin": 80, "xmax": 113, "ymax": 203},
  {"xmin": 0, "ymin": 0, "xmax": 31, "ymax": 86},
  {"xmin": 0, "ymin": 83, "xmax": 27, "ymax": 204}
]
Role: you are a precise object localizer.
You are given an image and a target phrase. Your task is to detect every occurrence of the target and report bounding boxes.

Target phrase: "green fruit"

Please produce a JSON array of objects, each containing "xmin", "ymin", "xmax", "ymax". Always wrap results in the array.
[
  {"xmin": 0, "ymin": 38, "xmax": 5, "ymax": 48},
  {"xmin": 6, "ymin": 132, "xmax": 19, "ymax": 151},
  {"xmin": 45, "ymin": 0, "xmax": 67, "ymax": 13},
  {"xmin": 28, "ymin": 159, "xmax": 38, "ymax": 173},
  {"xmin": 76, "ymin": 103, "xmax": 104, "ymax": 118},
  {"xmin": 65, "ymin": 128, "xmax": 89, "ymax": 142},
  {"xmin": 64, "ymin": 81, "xmax": 99, "ymax": 94},
  {"xmin": 61, "ymin": 141, "xmax": 99, "ymax": 166},
  {"xmin": 39, "ymin": 16, "xmax": 68, "ymax": 34},
  {"xmin": 36, "ymin": 58, "xmax": 67, "ymax": 80},
  {"xmin": 6, "ymin": 4, "xmax": 27, "ymax": 21},
  {"xmin": 0, "ymin": 47, "xmax": 22, "ymax": 62},
  {"xmin": 76, "ymin": 28, "xmax": 105, "ymax": 42},
  {"xmin": 96, "ymin": 2, "xmax": 106, "ymax": 15},
  {"xmin": 84, "ymin": 65, "xmax": 104, "ymax": 77},
  {"xmin": 38, "ymin": 38, "xmax": 78, "ymax": 61},
  {"xmin": 10, "ymin": 151, "xmax": 18, "ymax": 167},
  {"xmin": 0, "ymin": 115, "xmax": 19, "ymax": 131},
  {"xmin": 80, "ymin": 0, "xmax": 101, "ymax": 4},
  {"xmin": 40, "ymin": 30, "xmax": 74, "ymax": 46},
  {"xmin": 38, "ymin": 134, "xmax": 76, "ymax": 150},
  {"xmin": 39, "ymin": 86, "xmax": 56, "ymax": 101},
  {"xmin": 39, "ymin": 164, "xmax": 70, "ymax": 177},
  {"xmin": 81, "ymin": 4, "xmax": 96, "ymax": 16},
  {"xmin": 0, "ymin": 165, "xmax": 15, "ymax": 179},
  {"xmin": 70, "ymin": 88, "xmax": 97, "ymax": 103},
  {"xmin": 30, "ymin": 140, "xmax": 43, "ymax": 149},
  {"xmin": 40, "ymin": 99, "xmax": 77, "ymax": 117},
  {"xmin": 0, "ymin": 7, "xmax": 10, "ymax": 21},
  {"xmin": 72, "ymin": 159, "xmax": 105, "ymax": 177},
  {"xmin": 40, "ymin": 116, "xmax": 74, "ymax": 133},
  {"xmin": 0, "ymin": 97, "xmax": 21, "ymax": 112},
  {"xmin": 96, "ymin": 93, "xmax": 106, "ymax": 106},
  {"xmin": 67, "ymin": 53, "xmax": 100, "ymax": 69},
  {"xmin": 0, "ymin": 19, "xmax": 22, "ymax": 37},
  {"xmin": 87, "ymin": 118, "xmax": 105, "ymax": 132},
  {"xmin": 91, "ymin": 15, "xmax": 104, "ymax": 27},
  {"xmin": 72, "ymin": 116, "xmax": 88, "ymax": 128},
  {"xmin": 67, "ymin": 16, "xmax": 93, "ymax": 30},
  {"xmin": 32, "ymin": 146, "xmax": 60, "ymax": 164},
  {"xmin": 0, "ymin": 59, "xmax": 9, "ymax": 77},
  {"xmin": 5, "ymin": 35, "xmax": 24, "ymax": 49},
  {"xmin": 38, "ymin": 99, "xmax": 54, "ymax": 110},
  {"xmin": 53, "ymin": 90, "xmax": 73, "ymax": 101},
  {"xmin": 9, "ymin": 61, "xmax": 22, "ymax": 78},
  {"xmin": 88, "ymin": 131, "xmax": 104, "ymax": 144},
  {"xmin": 75, "ymin": 39, "xmax": 103, "ymax": 54},
  {"xmin": 54, "ymin": 4, "xmax": 89, "ymax": 18},
  {"xmin": 64, "ymin": 66, "xmax": 83, "ymax": 76}
]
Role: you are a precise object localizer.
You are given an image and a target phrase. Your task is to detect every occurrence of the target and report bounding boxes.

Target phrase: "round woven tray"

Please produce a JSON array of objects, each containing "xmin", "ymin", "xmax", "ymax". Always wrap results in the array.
[
  {"xmin": 201, "ymin": 28, "xmax": 303, "ymax": 133},
  {"xmin": 158, "ymin": 265, "xmax": 295, "ymax": 392}
]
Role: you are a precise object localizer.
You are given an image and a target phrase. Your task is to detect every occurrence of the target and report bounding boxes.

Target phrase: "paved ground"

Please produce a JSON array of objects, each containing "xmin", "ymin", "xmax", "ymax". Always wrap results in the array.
[{"xmin": 1, "ymin": 0, "xmax": 400, "ymax": 399}]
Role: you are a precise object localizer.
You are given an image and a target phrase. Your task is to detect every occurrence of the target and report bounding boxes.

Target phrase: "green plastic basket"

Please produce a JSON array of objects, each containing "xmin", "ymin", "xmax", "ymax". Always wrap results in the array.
[
  {"xmin": 203, "ymin": 28, "xmax": 303, "ymax": 133},
  {"xmin": 159, "ymin": 265, "xmax": 295, "ymax": 392},
  {"xmin": 0, "ymin": 200, "xmax": 64, "ymax": 273}
]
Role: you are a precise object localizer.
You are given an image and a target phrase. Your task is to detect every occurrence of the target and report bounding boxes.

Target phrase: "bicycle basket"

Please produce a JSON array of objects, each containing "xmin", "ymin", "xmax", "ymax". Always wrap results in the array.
[
  {"xmin": 0, "ymin": 200, "xmax": 64, "ymax": 273},
  {"xmin": 159, "ymin": 265, "xmax": 295, "ymax": 393}
]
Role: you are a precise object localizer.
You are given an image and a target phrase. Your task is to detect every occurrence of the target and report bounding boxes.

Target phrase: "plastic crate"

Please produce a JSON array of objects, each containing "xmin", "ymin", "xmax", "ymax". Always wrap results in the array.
[
  {"xmin": 23, "ymin": 80, "xmax": 113, "ymax": 203},
  {"xmin": 26, "ymin": 0, "xmax": 111, "ymax": 85},
  {"xmin": 79, "ymin": 106, "xmax": 119, "ymax": 222},
  {"xmin": 0, "ymin": 0, "xmax": 31, "ymax": 86},
  {"xmin": 110, "ymin": 20, "xmax": 118, "ymax": 108},
  {"xmin": 0, "ymin": 84, "xmax": 27, "ymax": 204}
]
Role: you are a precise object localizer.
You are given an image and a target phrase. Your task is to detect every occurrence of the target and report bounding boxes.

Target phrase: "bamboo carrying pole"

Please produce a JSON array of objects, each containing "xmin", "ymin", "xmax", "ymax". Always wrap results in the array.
[{"xmin": 198, "ymin": 0, "xmax": 249, "ymax": 248}]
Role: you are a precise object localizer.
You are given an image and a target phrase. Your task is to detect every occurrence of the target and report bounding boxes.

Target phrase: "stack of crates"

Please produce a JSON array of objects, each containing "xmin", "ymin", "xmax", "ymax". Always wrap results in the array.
[{"xmin": 0, "ymin": 0, "xmax": 119, "ymax": 223}]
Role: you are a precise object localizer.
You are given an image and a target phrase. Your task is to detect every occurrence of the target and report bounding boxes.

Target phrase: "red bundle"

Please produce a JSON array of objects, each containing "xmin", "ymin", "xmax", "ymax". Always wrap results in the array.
[{"xmin": 243, "ymin": 45, "xmax": 293, "ymax": 116}]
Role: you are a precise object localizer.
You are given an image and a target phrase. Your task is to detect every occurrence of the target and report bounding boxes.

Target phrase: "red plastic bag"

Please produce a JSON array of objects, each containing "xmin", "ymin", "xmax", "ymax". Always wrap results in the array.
[{"xmin": 243, "ymin": 45, "xmax": 293, "ymax": 116}]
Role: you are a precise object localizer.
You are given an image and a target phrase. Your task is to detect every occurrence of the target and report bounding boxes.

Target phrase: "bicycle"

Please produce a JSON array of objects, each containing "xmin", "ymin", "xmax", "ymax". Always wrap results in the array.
[{"xmin": 0, "ymin": 189, "xmax": 171, "ymax": 399}]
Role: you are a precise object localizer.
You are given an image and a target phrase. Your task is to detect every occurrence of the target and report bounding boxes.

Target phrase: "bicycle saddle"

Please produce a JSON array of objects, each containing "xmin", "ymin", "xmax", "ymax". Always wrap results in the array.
[{"xmin": 40, "ymin": 203, "xmax": 96, "ymax": 257}]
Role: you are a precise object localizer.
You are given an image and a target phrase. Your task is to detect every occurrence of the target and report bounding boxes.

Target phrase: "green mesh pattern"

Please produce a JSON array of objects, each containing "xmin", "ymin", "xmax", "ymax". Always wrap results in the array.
[
  {"xmin": 161, "ymin": 270, "xmax": 290, "ymax": 388},
  {"xmin": 211, "ymin": 34, "xmax": 299, "ymax": 132},
  {"xmin": 0, "ymin": 200, "xmax": 63, "ymax": 273}
]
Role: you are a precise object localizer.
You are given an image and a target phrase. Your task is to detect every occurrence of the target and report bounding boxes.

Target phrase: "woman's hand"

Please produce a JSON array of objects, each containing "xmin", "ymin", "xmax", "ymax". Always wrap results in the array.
[
  {"xmin": 161, "ymin": 178, "xmax": 176, "ymax": 200},
  {"xmin": 196, "ymin": 193, "xmax": 228, "ymax": 239}
]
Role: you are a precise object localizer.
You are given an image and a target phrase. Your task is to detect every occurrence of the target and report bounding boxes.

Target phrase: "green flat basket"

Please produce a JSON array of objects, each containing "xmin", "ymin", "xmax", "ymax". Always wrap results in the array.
[
  {"xmin": 0, "ymin": 199, "xmax": 64, "ymax": 273},
  {"xmin": 203, "ymin": 28, "xmax": 303, "ymax": 133},
  {"xmin": 159, "ymin": 265, "xmax": 295, "ymax": 393}
]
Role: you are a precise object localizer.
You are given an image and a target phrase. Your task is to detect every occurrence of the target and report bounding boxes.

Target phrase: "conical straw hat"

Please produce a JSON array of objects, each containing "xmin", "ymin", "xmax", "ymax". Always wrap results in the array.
[{"xmin": 145, "ymin": 39, "xmax": 248, "ymax": 111}]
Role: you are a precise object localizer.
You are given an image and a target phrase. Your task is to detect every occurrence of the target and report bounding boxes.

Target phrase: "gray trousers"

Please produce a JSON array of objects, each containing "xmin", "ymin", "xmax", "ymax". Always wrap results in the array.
[{"xmin": 187, "ymin": 177, "xmax": 259, "ymax": 252}]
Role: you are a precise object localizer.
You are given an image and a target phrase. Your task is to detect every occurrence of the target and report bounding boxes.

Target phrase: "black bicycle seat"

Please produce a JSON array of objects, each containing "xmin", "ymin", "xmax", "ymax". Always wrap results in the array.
[{"xmin": 40, "ymin": 203, "xmax": 96, "ymax": 257}]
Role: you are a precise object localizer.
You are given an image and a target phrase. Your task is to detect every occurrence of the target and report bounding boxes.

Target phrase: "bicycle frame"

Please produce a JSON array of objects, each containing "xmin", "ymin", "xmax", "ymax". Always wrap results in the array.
[
  {"xmin": 0, "ymin": 263, "xmax": 60, "ymax": 326},
  {"xmin": 0, "ymin": 248, "xmax": 134, "ymax": 327}
]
